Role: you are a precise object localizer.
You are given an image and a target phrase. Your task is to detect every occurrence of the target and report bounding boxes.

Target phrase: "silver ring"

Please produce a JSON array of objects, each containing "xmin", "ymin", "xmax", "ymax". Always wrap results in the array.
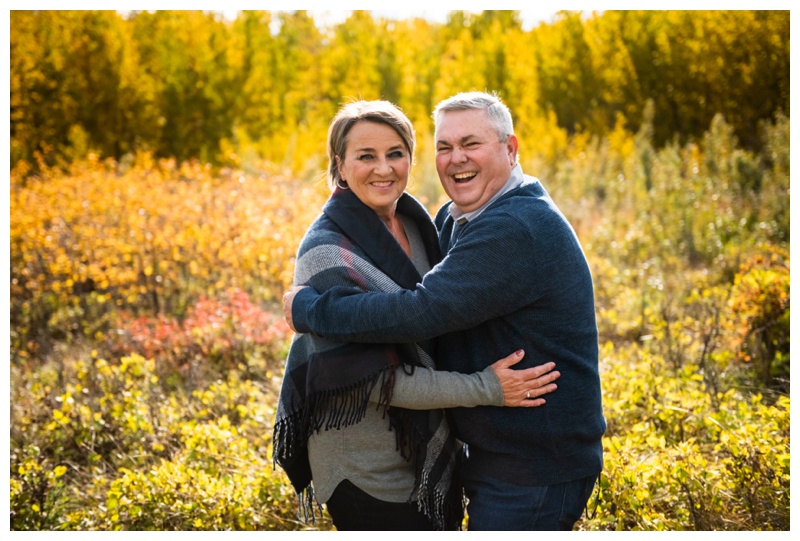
[{"xmin": 526, "ymin": 391, "xmax": 531, "ymax": 399}]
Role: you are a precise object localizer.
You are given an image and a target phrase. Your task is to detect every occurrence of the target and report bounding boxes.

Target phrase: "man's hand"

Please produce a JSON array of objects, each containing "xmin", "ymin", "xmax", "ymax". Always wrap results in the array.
[
  {"xmin": 283, "ymin": 285, "xmax": 308, "ymax": 332},
  {"xmin": 490, "ymin": 350, "xmax": 560, "ymax": 407}
]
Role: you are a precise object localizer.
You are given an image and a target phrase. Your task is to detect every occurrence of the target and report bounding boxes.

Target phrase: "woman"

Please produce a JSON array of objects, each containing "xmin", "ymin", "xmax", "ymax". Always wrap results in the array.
[{"xmin": 273, "ymin": 100, "xmax": 559, "ymax": 531}]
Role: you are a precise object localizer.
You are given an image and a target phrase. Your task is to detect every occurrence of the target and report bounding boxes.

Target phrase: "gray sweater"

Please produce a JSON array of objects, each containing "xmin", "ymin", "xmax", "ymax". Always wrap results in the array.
[{"xmin": 309, "ymin": 364, "xmax": 503, "ymax": 503}]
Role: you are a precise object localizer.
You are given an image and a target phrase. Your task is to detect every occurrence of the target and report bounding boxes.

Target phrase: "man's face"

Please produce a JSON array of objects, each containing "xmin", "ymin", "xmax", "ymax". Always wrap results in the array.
[{"xmin": 435, "ymin": 109, "xmax": 518, "ymax": 213}]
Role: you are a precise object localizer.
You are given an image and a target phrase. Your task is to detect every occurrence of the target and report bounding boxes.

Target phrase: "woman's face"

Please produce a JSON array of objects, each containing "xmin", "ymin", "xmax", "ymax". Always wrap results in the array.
[{"xmin": 336, "ymin": 121, "xmax": 410, "ymax": 218}]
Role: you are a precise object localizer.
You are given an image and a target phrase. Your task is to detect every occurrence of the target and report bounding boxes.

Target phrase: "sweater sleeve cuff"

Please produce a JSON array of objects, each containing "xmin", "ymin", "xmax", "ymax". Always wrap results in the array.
[
  {"xmin": 481, "ymin": 366, "xmax": 505, "ymax": 407},
  {"xmin": 291, "ymin": 287, "xmax": 316, "ymax": 333}
]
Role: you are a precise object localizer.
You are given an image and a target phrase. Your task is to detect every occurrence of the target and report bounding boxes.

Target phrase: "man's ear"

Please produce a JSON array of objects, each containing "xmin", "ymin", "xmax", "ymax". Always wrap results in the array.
[{"xmin": 506, "ymin": 135, "xmax": 519, "ymax": 165}]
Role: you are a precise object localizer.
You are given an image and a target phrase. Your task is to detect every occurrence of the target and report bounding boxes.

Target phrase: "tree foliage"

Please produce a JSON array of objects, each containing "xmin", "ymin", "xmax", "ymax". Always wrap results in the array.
[{"xmin": 10, "ymin": 10, "xmax": 789, "ymax": 171}]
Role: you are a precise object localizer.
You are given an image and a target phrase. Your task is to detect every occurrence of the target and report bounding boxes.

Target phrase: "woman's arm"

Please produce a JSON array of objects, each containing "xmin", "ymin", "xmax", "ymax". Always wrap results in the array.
[{"xmin": 373, "ymin": 350, "xmax": 559, "ymax": 410}]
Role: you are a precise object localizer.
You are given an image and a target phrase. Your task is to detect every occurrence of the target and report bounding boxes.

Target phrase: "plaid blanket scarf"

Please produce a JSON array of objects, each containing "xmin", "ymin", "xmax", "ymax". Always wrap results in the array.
[{"xmin": 272, "ymin": 188, "xmax": 465, "ymax": 530}]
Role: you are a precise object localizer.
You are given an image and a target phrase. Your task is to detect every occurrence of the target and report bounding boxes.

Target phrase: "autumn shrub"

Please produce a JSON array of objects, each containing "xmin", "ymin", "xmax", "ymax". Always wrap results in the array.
[
  {"xmin": 9, "ymin": 154, "xmax": 326, "ymax": 358},
  {"xmin": 96, "ymin": 456, "xmax": 301, "ymax": 530},
  {"xmin": 109, "ymin": 287, "xmax": 292, "ymax": 389},
  {"xmin": 9, "ymin": 350, "xmax": 321, "ymax": 530},
  {"xmin": 584, "ymin": 343, "xmax": 790, "ymax": 531},
  {"xmin": 11, "ymin": 353, "xmax": 168, "ymax": 480},
  {"xmin": 88, "ymin": 413, "xmax": 307, "ymax": 530},
  {"xmin": 11, "ymin": 352, "xmax": 161, "ymax": 529},
  {"xmin": 9, "ymin": 282, "xmax": 303, "ymax": 530},
  {"xmin": 725, "ymin": 246, "xmax": 790, "ymax": 391},
  {"xmin": 10, "ymin": 110, "xmax": 789, "ymax": 530},
  {"xmin": 10, "ymin": 446, "xmax": 72, "ymax": 530}
]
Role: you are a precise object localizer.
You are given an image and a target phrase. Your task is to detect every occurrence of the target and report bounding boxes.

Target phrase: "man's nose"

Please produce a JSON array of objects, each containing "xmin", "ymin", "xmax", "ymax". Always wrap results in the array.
[{"xmin": 451, "ymin": 146, "xmax": 468, "ymax": 164}]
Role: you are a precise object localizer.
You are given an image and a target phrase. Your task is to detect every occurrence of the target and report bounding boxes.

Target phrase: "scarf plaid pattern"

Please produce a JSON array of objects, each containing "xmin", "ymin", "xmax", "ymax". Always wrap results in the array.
[{"xmin": 272, "ymin": 189, "xmax": 464, "ymax": 530}]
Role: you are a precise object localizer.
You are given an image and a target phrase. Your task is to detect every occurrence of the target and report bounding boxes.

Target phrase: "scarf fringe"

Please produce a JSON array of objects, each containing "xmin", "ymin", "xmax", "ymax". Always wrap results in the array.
[
  {"xmin": 274, "ymin": 363, "xmax": 464, "ymax": 530},
  {"xmin": 273, "ymin": 367, "xmax": 395, "ymax": 477},
  {"xmin": 412, "ymin": 469, "xmax": 465, "ymax": 531},
  {"xmin": 389, "ymin": 408, "xmax": 464, "ymax": 530},
  {"xmin": 295, "ymin": 483, "xmax": 323, "ymax": 525}
]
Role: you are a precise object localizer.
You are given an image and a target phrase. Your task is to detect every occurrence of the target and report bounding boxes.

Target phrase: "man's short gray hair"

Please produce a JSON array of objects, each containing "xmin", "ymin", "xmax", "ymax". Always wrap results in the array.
[{"xmin": 433, "ymin": 91, "xmax": 514, "ymax": 142}]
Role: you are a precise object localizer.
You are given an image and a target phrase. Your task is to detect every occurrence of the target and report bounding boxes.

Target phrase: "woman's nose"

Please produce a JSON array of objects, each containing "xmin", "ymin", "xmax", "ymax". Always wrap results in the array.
[{"xmin": 374, "ymin": 158, "xmax": 392, "ymax": 175}]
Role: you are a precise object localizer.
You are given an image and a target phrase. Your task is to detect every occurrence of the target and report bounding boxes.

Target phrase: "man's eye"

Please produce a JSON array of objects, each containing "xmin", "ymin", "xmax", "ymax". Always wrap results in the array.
[
  {"xmin": 436, "ymin": 147, "xmax": 451, "ymax": 153},
  {"xmin": 465, "ymin": 142, "xmax": 480, "ymax": 148}
]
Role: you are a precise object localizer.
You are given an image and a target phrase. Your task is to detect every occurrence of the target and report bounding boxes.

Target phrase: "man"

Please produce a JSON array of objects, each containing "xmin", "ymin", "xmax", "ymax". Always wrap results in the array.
[{"xmin": 284, "ymin": 92, "xmax": 605, "ymax": 531}]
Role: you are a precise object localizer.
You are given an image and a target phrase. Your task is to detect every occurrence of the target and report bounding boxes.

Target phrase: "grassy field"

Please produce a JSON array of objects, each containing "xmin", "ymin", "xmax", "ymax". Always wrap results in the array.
[{"xmin": 9, "ymin": 111, "xmax": 790, "ymax": 530}]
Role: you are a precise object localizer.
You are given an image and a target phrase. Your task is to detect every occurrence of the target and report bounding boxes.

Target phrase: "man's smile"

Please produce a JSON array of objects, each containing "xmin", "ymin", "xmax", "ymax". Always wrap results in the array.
[{"xmin": 453, "ymin": 171, "xmax": 478, "ymax": 183}]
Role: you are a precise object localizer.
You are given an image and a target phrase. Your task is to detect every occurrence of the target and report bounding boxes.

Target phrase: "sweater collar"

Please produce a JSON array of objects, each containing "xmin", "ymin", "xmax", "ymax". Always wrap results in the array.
[{"xmin": 322, "ymin": 188, "xmax": 439, "ymax": 290}]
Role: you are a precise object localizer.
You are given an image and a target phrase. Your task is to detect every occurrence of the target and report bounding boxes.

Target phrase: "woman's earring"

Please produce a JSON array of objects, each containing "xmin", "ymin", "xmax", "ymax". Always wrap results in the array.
[{"xmin": 336, "ymin": 178, "xmax": 349, "ymax": 190}]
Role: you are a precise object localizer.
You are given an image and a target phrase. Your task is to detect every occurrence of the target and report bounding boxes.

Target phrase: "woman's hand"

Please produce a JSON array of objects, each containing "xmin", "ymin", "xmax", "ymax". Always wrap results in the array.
[
  {"xmin": 282, "ymin": 286, "xmax": 308, "ymax": 333},
  {"xmin": 491, "ymin": 350, "xmax": 560, "ymax": 407}
]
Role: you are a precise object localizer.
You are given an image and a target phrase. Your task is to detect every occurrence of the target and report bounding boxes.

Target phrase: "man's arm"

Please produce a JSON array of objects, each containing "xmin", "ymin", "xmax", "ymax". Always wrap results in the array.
[{"xmin": 289, "ymin": 211, "xmax": 556, "ymax": 343}]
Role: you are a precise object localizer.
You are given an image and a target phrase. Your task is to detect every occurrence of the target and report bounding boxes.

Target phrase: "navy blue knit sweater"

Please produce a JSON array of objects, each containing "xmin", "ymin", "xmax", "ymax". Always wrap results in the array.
[{"xmin": 292, "ymin": 175, "xmax": 605, "ymax": 485}]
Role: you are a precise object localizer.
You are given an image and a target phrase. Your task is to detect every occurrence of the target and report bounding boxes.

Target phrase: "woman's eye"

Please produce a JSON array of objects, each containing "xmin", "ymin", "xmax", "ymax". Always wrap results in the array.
[
  {"xmin": 358, "ymin": 154, "xmax": 374, "ymax": 160},
  {"xmin": 389, "ymin": 151, "xmax": 405, "ymax": 158}
]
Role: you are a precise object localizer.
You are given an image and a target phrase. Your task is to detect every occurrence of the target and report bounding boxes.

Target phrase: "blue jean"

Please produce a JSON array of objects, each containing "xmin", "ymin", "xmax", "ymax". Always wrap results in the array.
[
  {"xmin": 462, "ymin": 461, "xmax": 598, "ymax": 531},
  {"xmin": 324, "ymin": 479, "xmax": 435, "ymax": 531}
]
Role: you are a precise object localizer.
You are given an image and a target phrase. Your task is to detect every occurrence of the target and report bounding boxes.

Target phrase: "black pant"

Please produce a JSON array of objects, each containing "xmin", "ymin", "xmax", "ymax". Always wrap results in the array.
[{"xmin": 325, "ymin": 479, "xmax": 435, "ymax": 531}]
